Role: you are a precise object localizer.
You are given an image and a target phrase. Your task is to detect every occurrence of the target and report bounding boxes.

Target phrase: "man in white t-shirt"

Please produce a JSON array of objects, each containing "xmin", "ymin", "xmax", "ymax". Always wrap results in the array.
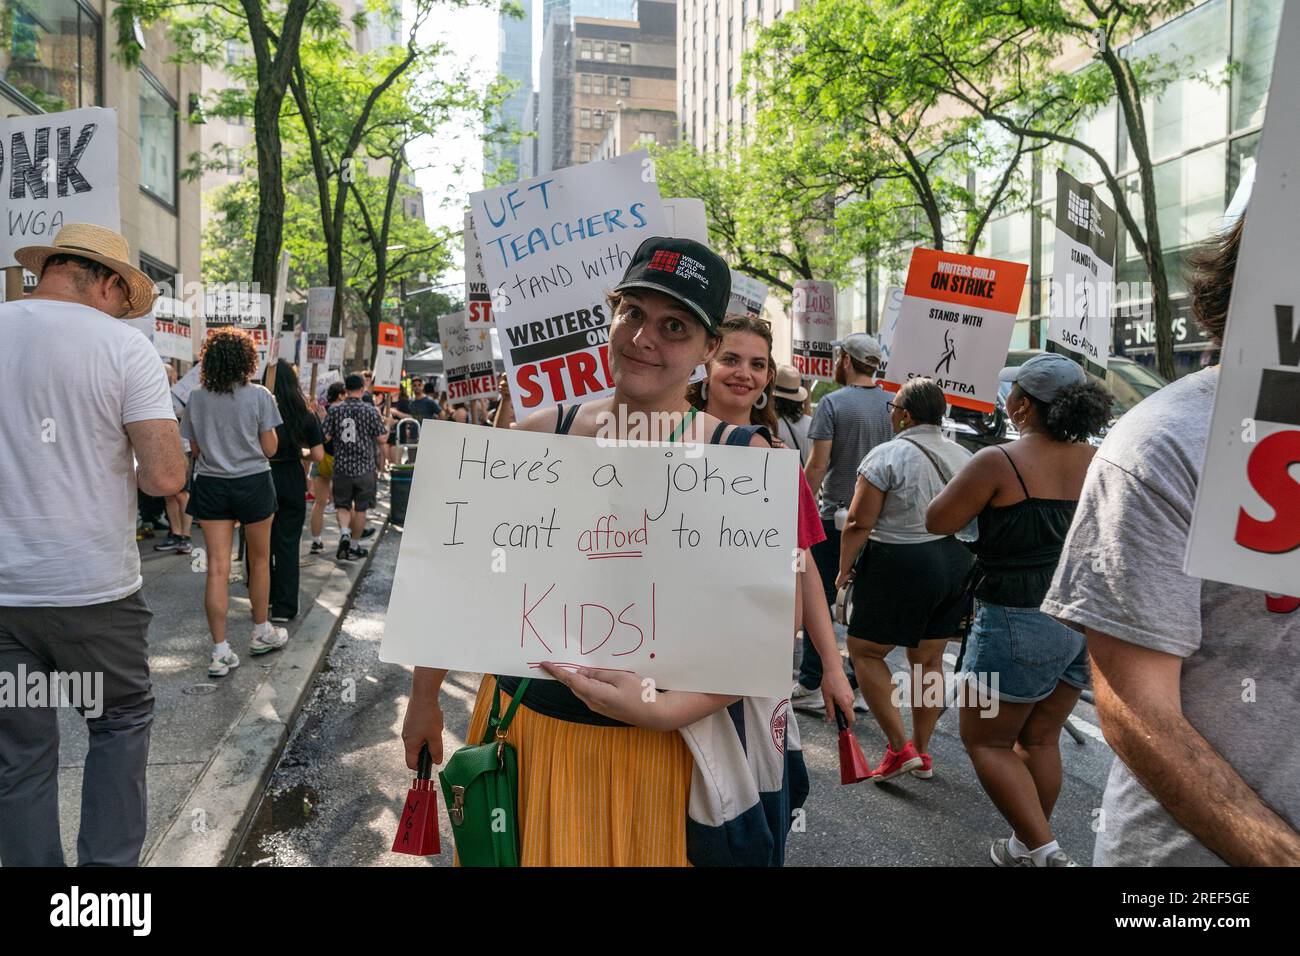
[{"xmin": 0, "ymin": 224, "xmax": 187, "ymax": 867}]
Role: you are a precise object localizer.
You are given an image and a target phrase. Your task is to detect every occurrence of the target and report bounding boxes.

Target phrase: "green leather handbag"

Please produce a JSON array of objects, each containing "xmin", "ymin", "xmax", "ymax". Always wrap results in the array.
[{"xmin": 438, "ymin": 678, "xmax": 531, "ymax": 867}]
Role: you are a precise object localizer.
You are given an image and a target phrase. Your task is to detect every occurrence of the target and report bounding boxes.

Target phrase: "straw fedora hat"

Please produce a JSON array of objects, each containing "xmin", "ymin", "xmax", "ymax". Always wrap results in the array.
[
  {"xmin": 773, "ymin": 364, "xmax": 809, "ymax": 402},
  {"xmin": 15, "ymin": 223, "xmax": 158, "ymax": 319}
]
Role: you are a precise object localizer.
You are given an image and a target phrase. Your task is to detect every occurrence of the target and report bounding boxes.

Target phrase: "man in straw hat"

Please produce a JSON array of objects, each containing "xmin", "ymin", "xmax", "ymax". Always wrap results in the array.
[{"xmin": 0, "ymin": 223, "xmax": 188, "ymax": 866}]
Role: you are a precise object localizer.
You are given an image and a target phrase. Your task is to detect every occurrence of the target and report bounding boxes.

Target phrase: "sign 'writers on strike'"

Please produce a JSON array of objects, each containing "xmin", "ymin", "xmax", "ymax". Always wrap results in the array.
[
  {"xmin": 438, "ymin": 309, "xmax": 498, "ymax": 405},
  {"xmin": 380, "ymin": 421, "xmax": 799, "ymax": 698},
  {"xmin": 1186, "ymin": 0, "xmax": 1300, "ymax": 597},
  {"xmin": 1, "ymin": 107, "xmax": 120, "ymax": 267},
  {"xmin": 469, "ymin": 151, "xmax": 667, "ymax": 420},
  {"xmin": 792, "ymin": 280, "xmax": 836, "ymax": 381},
  {"xmin": 883, "ymin": 248, "xmax": 1027, "ymax": 413}
]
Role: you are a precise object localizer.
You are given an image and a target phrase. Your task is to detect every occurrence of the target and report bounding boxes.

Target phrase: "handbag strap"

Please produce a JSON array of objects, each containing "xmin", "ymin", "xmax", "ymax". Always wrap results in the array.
[
  {"xmin": 485, "ymin": 677, "xmax": 531, "ymax": 743},
  {"xmin": 898, "ymin": 435, "xmax": 953, "ymax": 486}
]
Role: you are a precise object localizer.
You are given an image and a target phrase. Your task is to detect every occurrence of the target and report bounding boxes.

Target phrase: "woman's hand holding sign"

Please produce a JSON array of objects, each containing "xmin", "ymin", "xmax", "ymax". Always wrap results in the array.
[{"xmin": 540, "ymin": 662, "xmax": 739, "ymax": 731}]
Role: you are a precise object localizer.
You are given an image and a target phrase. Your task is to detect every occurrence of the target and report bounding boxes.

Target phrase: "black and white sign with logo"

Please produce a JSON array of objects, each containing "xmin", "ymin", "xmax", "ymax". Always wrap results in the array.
[{"xmin": 1046, "ymin": 168, "xmax": 1117, "ymax": 376}]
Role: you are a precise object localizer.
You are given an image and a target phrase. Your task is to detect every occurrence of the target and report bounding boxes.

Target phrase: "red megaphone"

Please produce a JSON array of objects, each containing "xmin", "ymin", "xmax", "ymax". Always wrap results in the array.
[
  {"xmin": 391, "ymin": 744, "xmax": 441, "ymax": 856},
  {"xmin": 835, "ymin": 706, "xmax": 874, "ymax": 785}
]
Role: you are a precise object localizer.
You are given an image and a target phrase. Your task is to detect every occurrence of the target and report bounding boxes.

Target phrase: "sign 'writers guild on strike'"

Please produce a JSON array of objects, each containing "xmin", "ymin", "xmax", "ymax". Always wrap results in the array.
[
  {"xmin": 1, "ymin": 107, "xmax": 120, "ymax": 266},
  {"xmin": 468, "ymin": 151, "xmax": 667, "ymax": 420},
  {"xmin": 883, "ymin": 248, "xmax": 1028, "ymax": 414},
  {"xmin": 380, "ymin": 421, "xmax": 799, "ymax": 698}
]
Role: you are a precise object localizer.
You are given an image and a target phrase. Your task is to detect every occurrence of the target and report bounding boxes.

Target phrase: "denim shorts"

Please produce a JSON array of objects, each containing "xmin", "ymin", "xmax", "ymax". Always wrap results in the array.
[{"xmin": 959, "ymin": 601, "xmax": 1090, "ymax": 704}]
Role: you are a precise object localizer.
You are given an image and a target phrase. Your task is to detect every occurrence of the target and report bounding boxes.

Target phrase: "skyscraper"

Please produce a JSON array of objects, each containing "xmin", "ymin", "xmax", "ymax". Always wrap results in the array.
[{"xmin": 487, "ymin": 0, "xmax": 534, "ymax": 182}]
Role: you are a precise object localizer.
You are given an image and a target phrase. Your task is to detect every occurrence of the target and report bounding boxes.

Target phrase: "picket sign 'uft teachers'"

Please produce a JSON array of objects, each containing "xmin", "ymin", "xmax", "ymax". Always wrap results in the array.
[
  {"xmin": 1186, "ymin": 0, "xmax": 1300, "ymax": 596},
  {"xmin": 469, "ymin": 151, "xmax": 667, "ymax": 420},
  {"xmin": 380, "ymin": 421, "xmax": 799, "ymax": 698},
  {"xmin": 883, "ymin": 248, "xmax": 1028, "ymax": 413},
  {"xmin": 1, "ymin": 107, "xmax": 119, "ymax": 267}
]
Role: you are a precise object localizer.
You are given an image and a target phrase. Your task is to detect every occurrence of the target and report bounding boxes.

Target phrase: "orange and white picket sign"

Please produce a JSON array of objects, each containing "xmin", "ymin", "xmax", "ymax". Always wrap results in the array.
[
  {"xmin": 372, "ymin": 322, "xmax": 404, "ymax": 393},
  {"xmin": 881, "ymin": 248, "xmax": 1027, "ymax": 414}
]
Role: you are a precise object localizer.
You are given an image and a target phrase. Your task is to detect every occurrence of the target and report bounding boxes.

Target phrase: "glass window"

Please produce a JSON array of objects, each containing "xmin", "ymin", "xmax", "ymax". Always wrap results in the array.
[
  {"xmin": 579, "ymin": 142, "xmax": 591, "ymax": 162},
  {"xmin": 580, "ymin": 73, "xmax": 591, "ymax": 94},
  {"xmin": 620, "ymin": 77, "xmax": 630, "ymax": 97},
  {"xmin": 638, "ymin": 131, "xmax": 656, "ymax": 145},
  {"xmin": 619, "ymin": 43, "xmax": 631, "ymax": 64},
  {"xmin": 580, "ymin": 108, "xmax": 591, "ymax": 128},
  {"xmin": 225, "ymin": 40, "xmax": 245, "ymax": 65},
  {"xmin": 139, "ymin": 68, "xmax": 176, "ymax": 207},
  {"xmin": 1123, "ymin": 0, "xmax": 1229, "ymax": 168},
  {"xmin": 1229, "ymin": 131, "xmax": 1260, "ymax": 201},
  {"xmin": 594, "ymin": 109, "xmax": 603, "ymax": 130},
  {"xmin": 1, "ymin": 0, "xmax": 101, "ymax": 111},
  {"xmin": 1231, "ymin": 0, "xmax": 1283, "ymax": 132},
  {"xmin": 1043, "ymin": 99, "xmax": 1117, "ymax": 200}
]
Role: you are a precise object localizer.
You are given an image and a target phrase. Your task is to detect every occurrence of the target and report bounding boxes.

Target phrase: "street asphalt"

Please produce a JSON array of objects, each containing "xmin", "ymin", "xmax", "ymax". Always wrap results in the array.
[{"xmin": 239, "ymin": 526, "xmax": 1114, "ymax": 867}]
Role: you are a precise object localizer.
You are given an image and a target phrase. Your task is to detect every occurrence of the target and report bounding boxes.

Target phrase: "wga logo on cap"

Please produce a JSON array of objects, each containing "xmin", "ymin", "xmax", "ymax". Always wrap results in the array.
[{"xmin": 648, "ymin": 250, "xmax": 681, "ymax": 273}]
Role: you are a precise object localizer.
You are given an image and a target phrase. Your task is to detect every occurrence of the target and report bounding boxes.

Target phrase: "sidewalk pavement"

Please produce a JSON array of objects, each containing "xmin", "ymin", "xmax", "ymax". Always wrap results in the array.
[{"xmin": 53, "ymin": 488, "xmax": 391, "ymax": 867}]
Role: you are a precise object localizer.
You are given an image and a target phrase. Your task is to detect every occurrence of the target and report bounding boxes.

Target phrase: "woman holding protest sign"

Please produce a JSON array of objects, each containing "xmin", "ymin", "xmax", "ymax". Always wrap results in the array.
[
  {"xmin": 181, "ymin": 328, "xmax": 288, "ymax": 677},
  {"xmin": 926, "ymin": 354, "xmax": 1110, "ymax": 867},
  {"xmin": 402, "ymin": 238, "xmax": 823, "ymax": 866},
  {"xmin": 835, "ymin": 378, "xmax": 973, "ymax": 782}
]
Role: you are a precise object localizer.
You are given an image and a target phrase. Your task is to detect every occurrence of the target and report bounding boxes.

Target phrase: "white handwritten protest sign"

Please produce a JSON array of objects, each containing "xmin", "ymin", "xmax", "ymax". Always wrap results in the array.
[
  {"xmin": 1047, "ymin": 169, "xmax": 1116, "ymax": 375},
  {"xmin": 883, "ymin": 248, "xmax": 1027, "ymax": 414},
  {"xmin": 306, "ymin": 287, "xmax": 334, "ymax": 334},
  {"xmin": 1, "ymin": 107, "xmax": 119, "ymax": 267},
  {"xmin": 151, "ymin": 296, "xmax": 194, "ymax": 362},
  {"xmin": 729, "ymin": 272, "xmax": 768, "ymax": 320},
  {"xmin": 463, "ymin": 212, "xmax": 493, "ymax": 326},
  {"xmin": 171, "ymin": 364, "xmax": 201, "ymax": 409},
  {"xmin": 792, "ymin": 280, "xmax": 836, "ymax": 381},
  {"xmin": 1186, "ymin": 1, "xmax": 1300, "ymax": 596},
  {"xmin": 876, "ymin": 284, "xmax": 904, "ymax": 379},
  {"xmin": 469, "ymin": 151, "xmax": 667, "ymax": 420},
  {"xmin": 203, "ymin": 288, "xmax": 272, "ymax": 376},
  {"xmin": 327, "ymin": 336, "xmax": 345, "ymax": 369},
  {"xmin": 438, "ymin": 309, "xmax": 498, "ymax": 405},
  {"xmin": 381, "ymin": 421, "xmax": 799, "ymax": 697}
]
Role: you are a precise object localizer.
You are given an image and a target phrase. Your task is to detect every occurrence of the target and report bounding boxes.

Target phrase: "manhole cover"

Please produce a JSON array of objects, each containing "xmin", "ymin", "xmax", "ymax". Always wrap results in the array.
[{"xmin": 182, "ymin": 683, "xmax": 218, "ymax": 696}]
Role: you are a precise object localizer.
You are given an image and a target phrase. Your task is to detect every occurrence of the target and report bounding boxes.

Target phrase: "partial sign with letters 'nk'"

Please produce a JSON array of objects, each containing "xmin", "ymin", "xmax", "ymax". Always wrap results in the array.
[
  {"xmin": 1, "ymin": 107, "xmax": 119, "ymax": 267},
  {"xmin": 1185, "ymin": 0, "xmax": 1300, "ymax": 597},
  {"xmin": 468, "ymin": 151, "xmax": 667, "ymax": 420},
  {"xmin": 380, "ymin": 421, "xmax": 799, "ymax": 698}
]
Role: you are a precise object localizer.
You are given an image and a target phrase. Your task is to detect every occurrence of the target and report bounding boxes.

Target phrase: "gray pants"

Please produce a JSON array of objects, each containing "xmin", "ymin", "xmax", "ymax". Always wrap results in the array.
[{"xmin": 0, "ymin": 591, "xmax": 154, "ymax": 866}]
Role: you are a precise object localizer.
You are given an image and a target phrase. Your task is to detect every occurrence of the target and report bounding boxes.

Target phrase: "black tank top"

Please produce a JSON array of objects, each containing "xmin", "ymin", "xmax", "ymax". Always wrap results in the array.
[
  {"xmin": 495, "ymin": 405, "xmax": 769, "ymax": 725},
  {"xmin": 968, "ymin": 446, "xmax": 1078, "ymax": 608}
]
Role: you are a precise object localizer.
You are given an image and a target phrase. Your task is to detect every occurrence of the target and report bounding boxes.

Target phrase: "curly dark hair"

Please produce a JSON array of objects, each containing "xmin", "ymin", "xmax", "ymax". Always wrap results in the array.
[
  {"xmin": 199, "ymin": 327, "xmax": 258, "ymax": 394},
  {"xmin": 1185, "ymin": 214, "xmax": 1243, "ymax": 343},
  {"xmin": 1017, "ymin": 381, "xmax": 1113, "ymax": 443}
]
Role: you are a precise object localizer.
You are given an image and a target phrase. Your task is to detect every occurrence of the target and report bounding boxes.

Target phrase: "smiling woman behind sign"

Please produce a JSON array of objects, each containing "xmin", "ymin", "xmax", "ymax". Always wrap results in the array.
[{"xmin": 402, "ymin": 237, "xmax": 816, "ymax": 866}]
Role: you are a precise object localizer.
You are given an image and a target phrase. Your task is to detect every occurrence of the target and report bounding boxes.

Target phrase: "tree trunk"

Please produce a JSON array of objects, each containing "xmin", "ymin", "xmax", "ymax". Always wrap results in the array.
[{"xmin": 1109, "ymin": 52, "xmax": 1176, "ymax": 379}]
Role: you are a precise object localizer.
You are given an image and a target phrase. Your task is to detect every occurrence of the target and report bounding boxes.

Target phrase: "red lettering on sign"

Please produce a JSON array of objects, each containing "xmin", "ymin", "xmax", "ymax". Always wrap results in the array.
[{"xmin": 1234, "ymin": 430, "xmax": 1300, "ymax": 554}]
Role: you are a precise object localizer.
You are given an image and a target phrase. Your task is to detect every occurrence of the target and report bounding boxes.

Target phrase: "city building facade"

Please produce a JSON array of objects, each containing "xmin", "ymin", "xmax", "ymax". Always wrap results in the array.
[{"xmin": 1, "ymin": 0, "xmax": 202, "ymax": 298}]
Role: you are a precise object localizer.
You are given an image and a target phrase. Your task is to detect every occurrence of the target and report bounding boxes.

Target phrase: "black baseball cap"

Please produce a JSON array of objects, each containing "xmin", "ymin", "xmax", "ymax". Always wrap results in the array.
[{"xmin": 613, "ymin": 237, "xmax": 731, "ymax": 334}]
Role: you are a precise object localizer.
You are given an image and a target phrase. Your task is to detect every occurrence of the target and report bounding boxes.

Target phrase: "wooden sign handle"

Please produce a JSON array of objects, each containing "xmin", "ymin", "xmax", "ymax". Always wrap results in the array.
[{"xmin": 4, "ymin": 267, "xmax": 24, "ymax": 302}]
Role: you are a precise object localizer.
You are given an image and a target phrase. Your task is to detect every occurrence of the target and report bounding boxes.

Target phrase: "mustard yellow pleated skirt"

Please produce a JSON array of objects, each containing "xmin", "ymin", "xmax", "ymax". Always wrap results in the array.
[{"xmin": 464, "ymin": 674, "xmax": 694, "ymax": 866}]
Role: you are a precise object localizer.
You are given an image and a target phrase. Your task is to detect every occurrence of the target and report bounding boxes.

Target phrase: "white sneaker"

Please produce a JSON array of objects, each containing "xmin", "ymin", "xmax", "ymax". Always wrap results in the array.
[
  {"xmin": 250, "ymin": 624, "xmax": 289, "ymax": 656},
  {"xmin": 324, "ymin": 502, "xmax": 336, "ymax": 515},
  {"xmin": 853, "ymin": 690, "xmax": 870, "ymax": 714},
  {"xmin": 209, "ymin": 650, "xmax": 240, "ymax": 678},
  {"xmin": 790, "ymin": 681, "xmax": 824, "ymax": 712}
]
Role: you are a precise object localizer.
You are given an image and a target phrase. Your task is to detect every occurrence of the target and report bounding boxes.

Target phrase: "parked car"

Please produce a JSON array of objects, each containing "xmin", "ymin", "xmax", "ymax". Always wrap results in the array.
[{"xmin": 947, "ymin": 349, "xmax": 1168, "ymax": 452}]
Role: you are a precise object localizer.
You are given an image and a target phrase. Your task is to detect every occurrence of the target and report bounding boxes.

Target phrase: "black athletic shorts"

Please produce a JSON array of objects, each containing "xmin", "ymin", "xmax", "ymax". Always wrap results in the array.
[
  {"xmin": 332, "ymin": 471, "xmax": 377, "ymax": 511},
  {"xmin": 187, "ymin": 471, "xmax": 278, "ymax": 524},
  {"xmin": 847, "ymin": 536, "xmax": 973, "ymax": 648}
]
